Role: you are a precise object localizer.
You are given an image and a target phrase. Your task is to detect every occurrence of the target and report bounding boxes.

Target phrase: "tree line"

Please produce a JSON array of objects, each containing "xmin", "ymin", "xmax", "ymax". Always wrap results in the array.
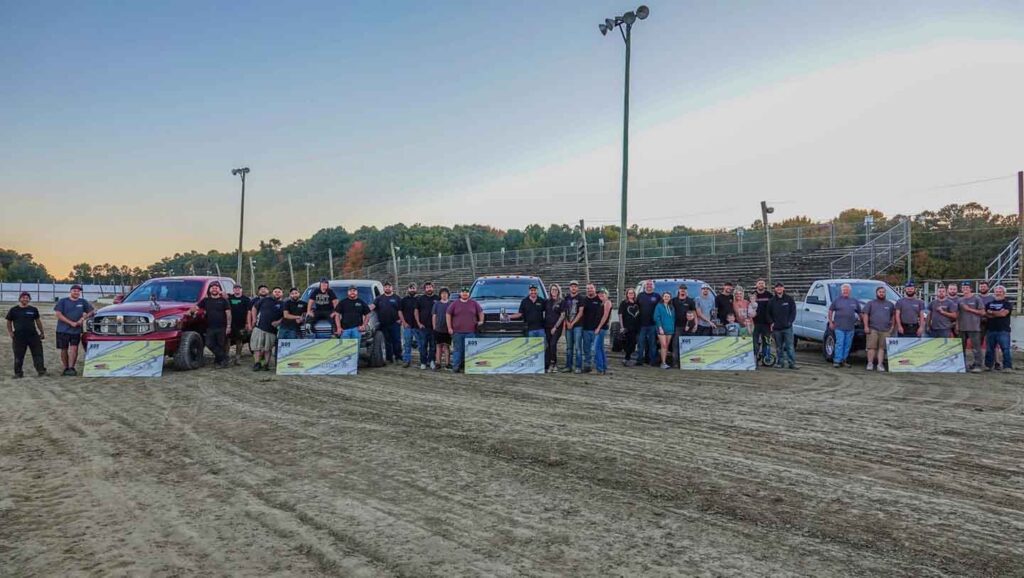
[{"xmin": 1, "ymin": 202, "xmax": 1017, "ymax": 287}]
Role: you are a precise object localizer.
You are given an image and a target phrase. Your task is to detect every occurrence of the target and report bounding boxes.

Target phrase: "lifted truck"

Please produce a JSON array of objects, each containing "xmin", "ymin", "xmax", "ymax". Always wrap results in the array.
[{"xmin": 469, "ymin": 275, "xmax": 547, "ymax": 337}]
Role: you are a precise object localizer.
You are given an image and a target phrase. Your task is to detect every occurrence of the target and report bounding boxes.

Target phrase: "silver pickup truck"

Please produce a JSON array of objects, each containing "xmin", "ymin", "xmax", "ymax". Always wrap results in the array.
[{"xmin": 793, "ymin": 278, "xmax": 901, "ymax": 361}]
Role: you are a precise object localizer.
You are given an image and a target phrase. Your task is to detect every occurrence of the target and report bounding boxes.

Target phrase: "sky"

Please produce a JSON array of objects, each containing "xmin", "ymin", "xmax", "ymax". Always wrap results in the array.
[{"xmin": 2, "ymin": 0, "xmax": 1023, "ymax": 277}]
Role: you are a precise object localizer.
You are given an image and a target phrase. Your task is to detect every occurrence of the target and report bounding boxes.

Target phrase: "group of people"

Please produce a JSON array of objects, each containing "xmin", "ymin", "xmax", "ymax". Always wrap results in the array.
[
  {"xmin": 617, "ymin": 279, "xmax": 799, "ymax": 369},
  {"xmin": 5, "ymin": 276, "xmax": 1017, "ymax": 377},
  {"xmin": 828, "ymin": 280, "xmax": 1015, "ymax": 372}
]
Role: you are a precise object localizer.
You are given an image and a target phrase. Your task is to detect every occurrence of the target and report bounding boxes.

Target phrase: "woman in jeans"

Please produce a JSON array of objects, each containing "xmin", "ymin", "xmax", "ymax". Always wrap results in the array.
[
  {"xmin": 593, "ymin": 288, "xmax": 614, "ymax": 374},
  {"xmin": 653, "ymin": 292, "xmax": 676, "ymax": 369},
  {"xmin": 544, "ymin": 284, "xmax": 565, "ymax": 373},
  {"xmin": 618, "ymin": 288, "xmax": 641, "ymax": 366}
]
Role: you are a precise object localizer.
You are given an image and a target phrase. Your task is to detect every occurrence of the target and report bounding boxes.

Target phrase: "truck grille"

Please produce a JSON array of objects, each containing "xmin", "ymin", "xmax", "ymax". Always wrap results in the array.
[{"xmin": 92, "ymin": 315, "xmax": 152, "ymax": 336}]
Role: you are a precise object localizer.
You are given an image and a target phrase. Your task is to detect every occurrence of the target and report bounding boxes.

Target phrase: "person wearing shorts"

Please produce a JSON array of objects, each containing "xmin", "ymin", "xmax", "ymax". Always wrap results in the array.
[
  {"xmin": 957, "ymin": 282, "xmax": 985, "ymax": 372},
  {"xmin": 432, "ymin": 288, "xmax": 452, "ymax": 370},
  {"xmin": 250, "ymin": 287, "xmax": 283, "ymax": 371},
  {"xmin": 861, "ymin": 286, "xmax": 895, "ymax": 372},
  {"xmin": 53, "ymin": 284, "xmax": 94, "ymax": 376}
]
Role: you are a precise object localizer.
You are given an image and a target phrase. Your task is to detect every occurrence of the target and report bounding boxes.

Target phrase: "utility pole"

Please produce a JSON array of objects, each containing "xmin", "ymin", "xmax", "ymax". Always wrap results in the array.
[
  {"xmin": 214, "ymin": 262, "xmax": 221, "ymax": 278},
  {"xmin": 579, "ymin": 219, "xmax": 592, "ymax": 286},
  {"xmin": 248, "ymin": 256, "xmax": 256, "ymax": 295},
  {"xmin": 304, "ymin": 262, "xmax": 314, "ymax": 288},
  {"xmin": 465, "ymin": 235, "xmax": 478, "ymax": 279},
  {"xmin": 328, "ymin": 248, "xmax": 334, "ymax": 279},
  {"xmin": 761, "ymin": 201, "xmax": 775, "ymax": 286},
  {"xmin": 287, "ymin": 254, "xmax": 295, "ymax": 289},
  {"xmin": 231, "ymin": 167, "xmax": 250, "ymax": 283},
  {"xmin": 905, "ymin": 217, "xmax": 912, "ymax": 284},
  {"xmin": 390, "ymin": 242, "xmax": 400, "ymax": 287}
]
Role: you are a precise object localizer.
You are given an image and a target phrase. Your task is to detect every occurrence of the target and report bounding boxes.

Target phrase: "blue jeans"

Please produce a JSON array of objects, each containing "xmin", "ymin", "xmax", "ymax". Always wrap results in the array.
[
  {"xmin": 833, "ymin": 329, "xmax": 854, "ymax": 363},
  {"xmin": 581, "ymin": 330, "xmax": 596, "ymax": 369},
  {"xmin": 340, "ymin": 327, "xmax": 361, "ymax": 339},
  {"xmin": 927, "ymin": 328, "xmax": 952, "ymax": 338},
  {"xmin": 452, "ymin": 332, "xmax": 474, "ymax": 370},
  {"xmin": 418, "ymin": 327, "xmax": 435, "ymax": 365},
  {"xmin": 772, "ymin": 327, "xmax": 796, "ymax": 367},
  {"xmin": 402, "ymin": 326, "xmax": 416, "ymax": 363},
  {"xmin": 564, "ymin": 326, "xmax": 584, "ymax": 370},
  {"xmin": 985, "ymin": 331, "xmax": 1012, "ymax": 369},
  {"xmin": 527, "ymin": 329, "xmax": 546, "ymax": 338},
  {"xmin": 637, "ymin": 325, "xmax": 658, "ymax": 364},
  {"xmin": 381, "ymin": 323, "xmax": 401, "ymax": 361},
  {"xmin": 593, "ymin": 329, "xmax": 608, "ymax": 372},
  {"xmin": 277, "ymin": 328, "xmax": 300, "ymax": 340}
]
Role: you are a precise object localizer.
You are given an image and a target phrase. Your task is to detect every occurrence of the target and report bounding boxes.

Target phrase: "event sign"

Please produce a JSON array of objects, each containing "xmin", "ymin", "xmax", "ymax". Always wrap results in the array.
[
  {"xmin": 886, "ymin": 337, "xmax": 965, "ymax": 373},
  {"xmin": 465, "ymin": 337, "xmax": 545, "ymax": 374},
  {"xmin": 83, "ymin": 340, "xmax": 165, "ymax": 377},
  {"xmin": 677, "ymin": 336, "xmax": 757, "ymax": 371},
  {"xmin": 276, "ymin": 339, "xmax": 358, "ymax": 375}
]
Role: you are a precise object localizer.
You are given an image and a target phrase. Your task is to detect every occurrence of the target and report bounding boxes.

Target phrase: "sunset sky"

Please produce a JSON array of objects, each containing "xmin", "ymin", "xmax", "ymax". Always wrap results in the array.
[{"xmin": 2, "ymin": 0, "xmax": 1023, "ymax": 277}]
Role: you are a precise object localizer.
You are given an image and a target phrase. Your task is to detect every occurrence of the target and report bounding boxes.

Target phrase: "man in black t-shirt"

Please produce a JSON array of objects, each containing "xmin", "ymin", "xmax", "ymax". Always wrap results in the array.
[
  {"xmin": 984, "ymin": 286, "xmax": 1014, "ymax": 371},
  {"xmin": 279, "ymin": 288, "xmax": 307, "ymax": 340},
  {"xmin": 227, "ymin": 285, "xmax": 251, "ymax": 365},
  {"xmin": 373, "ymin": 281, "xmax": 402, "ymax": 363},
  {"xmin": 670, "ymin": 285, "xmax": 697, "ymax": 365},
  {"xmin": 190, "ymin": 281, "xmax": 232, "ymax": 368},
  {"xmin": 715, "ymin": 282, "xmax": 735, "ymax": 325},
  {"xmin": 414, "ymin": 282, "xmax": 440, "ymax": 369},
  {"xmin": 751, "ymin": 278, "xmax": 773, "ymax": 360},
  {"xmin": 636, "ymin": 281, "xmax": 661, "ymax": 366},
  {"xmin": 248, "ymin": 285, "xmax": 269, "ymax": 331},
  {"xmin": 335, "ymin": 286, "xmax": 370, "ymax": 340},
  {"xmin": 307, "ymin": 278, "xmax": 338, "ymax": 325},
  {"xmin": 561, "ymin": 281, "xmax": 586, "ymax": 373},
  {"xmin": 510, "ymin": 284, "xmax": 547, "ymax": 339},
  {"xmin": 399, "ymin": 283, "xmax": 419, "ymax": 367},
  {"xmin": 579, "ymin": 284, "xmax": 604, "ymax": 373},
  {"xmin": 6, "ymin": 292, "xmax": 47, "ymax": 377},
  {"xmin": 251, "ymin": 287, "xmax": 284, "ymax": 371}
]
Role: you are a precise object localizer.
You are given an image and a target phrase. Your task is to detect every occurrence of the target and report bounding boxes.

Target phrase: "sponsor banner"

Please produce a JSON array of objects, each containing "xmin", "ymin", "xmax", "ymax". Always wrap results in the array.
[
  {"xmin": 83, "ymin": 340, "xmax": 165, "ymax": 377},
  {"xmin": 465, "ymin": 337, "xmax": 545, "ymax": 374},
  {"xmin": 677, "ymin": 336, "xmax": 756, "ymax": 371},
  {"xmin": 276, "ymin": 338, "xmax": 358, "ymax": 375},
  {"xmin": 886, "ymin": 337, "xmax": 965, "ymax": 373}
]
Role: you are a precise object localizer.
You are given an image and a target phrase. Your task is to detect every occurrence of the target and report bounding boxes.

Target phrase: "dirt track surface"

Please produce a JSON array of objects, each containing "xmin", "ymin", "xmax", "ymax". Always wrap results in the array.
[{"xmin": 1, "ymin": 314, "xmax": 1023, "ymax": 576}]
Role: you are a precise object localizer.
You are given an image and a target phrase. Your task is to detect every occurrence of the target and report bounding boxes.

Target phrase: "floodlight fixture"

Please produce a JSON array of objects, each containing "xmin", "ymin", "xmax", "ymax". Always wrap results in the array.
[{"xmin": 636, "ymin": 5, "xmax": 649, "ymax": 20}]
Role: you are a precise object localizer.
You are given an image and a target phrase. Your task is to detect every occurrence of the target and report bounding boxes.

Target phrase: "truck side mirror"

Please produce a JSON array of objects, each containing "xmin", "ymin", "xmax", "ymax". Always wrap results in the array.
[{"xmin": 113, "ymin": 295, "xmax": 125, "ymax": 304}]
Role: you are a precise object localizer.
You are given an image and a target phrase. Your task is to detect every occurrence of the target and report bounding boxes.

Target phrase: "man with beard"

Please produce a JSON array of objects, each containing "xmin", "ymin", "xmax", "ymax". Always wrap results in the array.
[
  {"xmin": 251, "ymin": 287, "xmax": 284, "ymax": 371},
  {"xmin": 635, "ymin": 280, "xmax": 660, "ymax": 367},
  {"xmin": 53, "ymin": 284, "xmax": 94, "ymax": 376},
  {"xmin": 399, "ymin": 283, "xmax": 419, "ymax": 368},
  {"xmin": 248, "ymin": 285, "xmax": 269, "ymax": 332},
  {"xmin": 415, "ymin": 282, "xmax": 439, "ymax": 369},
  {"xmin": 189, "ymin": 281, "xmax": 232, "ymax": 369},
  {"xmin": 861, "ymin": 285, "xmax": 895, "ymax": 372},
  {"xmin": 561, "ymin": 281, "xmax": 586, "ymax": 373},
  {"xmin": 227, "ymin": 284, "xmax": 251, "ymax": 365},
  {"xmin": 894, "ymin": 282, "xmax": 925, "ymax": 338},
  {"xmin": 279, "ymin": 287, "xmax": 307, "ymax": 340},
  {"xmin": 306, "ymin": 279, "xmax": 338, "ymax": 338},
  {"xmin": 373, "ymin": 281, "xmax": 402, "ymax": 363},
  {"xmin": 715, "ymin": 282, "xmax": 735, "ymax": 325},
  {"xmin": 751, "ymin": 278, "xmax": 773, "ymax": 361}
]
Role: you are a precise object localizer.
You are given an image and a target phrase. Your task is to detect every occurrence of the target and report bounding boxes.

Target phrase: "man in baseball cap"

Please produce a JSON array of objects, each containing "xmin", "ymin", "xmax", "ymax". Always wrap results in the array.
[
  {"xmin": 373, "ymin": 280, "xmax": 402, "ymax": 363},
  {"xmin": 53, "ymin": 284, "xmax": 94, "ymax": 375}
]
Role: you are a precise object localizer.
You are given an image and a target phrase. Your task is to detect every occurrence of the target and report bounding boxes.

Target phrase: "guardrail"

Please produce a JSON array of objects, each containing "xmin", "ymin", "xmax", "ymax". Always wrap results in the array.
[
  {"xmin": 0, "ymin": 282, "xmax": 132, "ymax": 303},
  {"xmin": 829, "ymin": 220, "xmax": 910, "ymax": 279}
]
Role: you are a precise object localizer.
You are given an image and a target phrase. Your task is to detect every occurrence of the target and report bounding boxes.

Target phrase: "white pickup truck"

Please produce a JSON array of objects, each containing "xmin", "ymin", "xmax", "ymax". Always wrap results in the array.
[{"xmin": 793, "ymin": 278, "xmax": 901, "ymax": 361}]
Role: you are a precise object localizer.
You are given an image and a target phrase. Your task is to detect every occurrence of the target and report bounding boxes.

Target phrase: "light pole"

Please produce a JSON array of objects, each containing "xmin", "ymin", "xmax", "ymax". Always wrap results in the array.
[
  {"xmin": 231, "ymin": 167, "xmax": 250, "ymax": 284},
  {"xmin": 304, "ymin": 262, "xmax": 314, "ymax": 288},
  {"xmin": 599, "ymin": 4, "xmax": 649, "ymax": 303},
  {"xmin": 761, "ymin": 201, "xmax": 775, "ymax": 286}
]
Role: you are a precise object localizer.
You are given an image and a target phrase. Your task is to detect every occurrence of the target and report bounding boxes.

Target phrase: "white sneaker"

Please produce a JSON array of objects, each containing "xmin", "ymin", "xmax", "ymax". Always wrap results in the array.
[
  {"xmin": 876, "ymin": 364, "xmax": 885, "ymax": 372},
  {"xmin": 866, "ymin": 363, "xmax": 874, "ymax": 371},
  {"xmin": 661, "ymin": 363, "xmax": 670, "ymax": 369},
  {"xmin": 419, "ymin": 364, "xmax": 427, "ymax": 370},
  {"xmin": 430, "ymin": 361, "xmax": 436, "ymax": 370}
]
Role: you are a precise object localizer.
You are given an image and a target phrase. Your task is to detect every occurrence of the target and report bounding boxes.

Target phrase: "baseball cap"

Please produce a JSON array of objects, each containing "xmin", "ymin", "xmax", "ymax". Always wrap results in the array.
[
  {"xmin": 319, "ymin": 277, "xmax": 329, "ymax": 283},
  {"xmin": 383, "ymin": 280, "xmax": 392, "ymax": 286},
  {"xmin": 70, "ymin": 284, "xmax": 83, "ymax": 291},
  {"xmin": 774, "ymin": 282, "xmax": 785, "ymax": 288},
  {"xmin": 598, "ymin": 287, "xmax": 608, "ymax": 294},
  {"xmin": 905, "ymin": 281, "xmax": 915, "ymax": 288},
  {"xmin": 569, "ymin": 280, "xmax": 579, "ymax": 286},
  {"xmin": 19, "ymin": 291, "xmax": 30, "ymax": 299},
  {"xmin": 528, "ymin": 284, "xmax": 538, "ymax": 289},
  {"xmin": 460, "ymin": 286, "xmax": 470, "ymax": 292},
  {"xmin": 960, "ymin": 281, "xmax": 971, "ymax": 287},
  {"xmin": 678, "ymin": 284, "xmax": 688, "ymax": 290},
  {"xmin": 209, "ymin": 281, "xmax": 221, "ymax": 288},
  {"xmin": 347, "ymin": 285, "xmax": 358, "ymax": 291}
]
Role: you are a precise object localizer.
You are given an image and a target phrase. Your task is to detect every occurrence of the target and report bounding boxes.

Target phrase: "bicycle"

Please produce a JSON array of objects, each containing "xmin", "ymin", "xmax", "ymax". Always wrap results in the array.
[{"xmin": 756, "ymin": 333, "xmax": 777, "ymax": 367}]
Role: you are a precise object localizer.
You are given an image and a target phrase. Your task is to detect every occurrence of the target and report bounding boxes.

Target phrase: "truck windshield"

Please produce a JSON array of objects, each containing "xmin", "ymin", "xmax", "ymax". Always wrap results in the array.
[
  {"xmin": 301, "ymin": 284, "xmax": 375, "ymax": 304},
  {"xmin": 124, "ymin": 279, "xmax": 204, "ymax": 303},
  {"xmin": 471, "ymin": 280, "xmax": 547, "ymax": 300},
  {"xmin": 827, "ymin": 283, "xmax": 900, "ymax": 303},
  {"xmin": 650, "ymin": 281, "xmax": 711, "ymax": 297}
]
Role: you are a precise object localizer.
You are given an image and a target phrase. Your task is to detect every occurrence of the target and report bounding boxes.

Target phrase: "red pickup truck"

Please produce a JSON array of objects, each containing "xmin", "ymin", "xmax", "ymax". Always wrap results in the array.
[{"xmin": 84, "ymin": 276, "xmax": 237, "ymax": 370}]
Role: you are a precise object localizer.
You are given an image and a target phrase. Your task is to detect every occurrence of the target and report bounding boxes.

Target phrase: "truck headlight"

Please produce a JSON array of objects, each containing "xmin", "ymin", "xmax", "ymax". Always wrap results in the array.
[{"xmin": 155, "ymin": 316, "xmax": 182, "ymax": 330}]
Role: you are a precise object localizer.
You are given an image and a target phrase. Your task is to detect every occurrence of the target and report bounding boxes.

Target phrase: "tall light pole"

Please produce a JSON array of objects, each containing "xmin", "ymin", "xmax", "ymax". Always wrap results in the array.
[
  {"xmin": 231, "ymin": 167, "xmax": 250, "ymax": 284},
  {"xmin": 600, "ymin": 5, "xmax": 649, "ymax": 303},
  {"xmin": 761, "ymin": 201, "xmax": 775, "ymax": 286},
  {"xmin": 304, "ymin": 262, "xmax": 314, "ymax": 288}
]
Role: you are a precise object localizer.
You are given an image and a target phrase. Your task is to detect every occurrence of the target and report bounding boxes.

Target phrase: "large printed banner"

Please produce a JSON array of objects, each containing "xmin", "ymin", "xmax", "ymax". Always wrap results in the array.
[
  {"xmin": 276, "ymin": 338, "xmax": 359, "ymax": 375},
  {"xmin": 83, "ymin": 340, "xmax": 165, "ymax": 377},
  {"xmin": 886, "ymin": 337, "xmax": 966, "ymax": 373},
  {"xmin": 465, "ymin": 337, "xmax": 545, "ymax": 374},
  {"xmin": 677, "ymin": 336, "xmax": 757, "ymax": 371}
]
